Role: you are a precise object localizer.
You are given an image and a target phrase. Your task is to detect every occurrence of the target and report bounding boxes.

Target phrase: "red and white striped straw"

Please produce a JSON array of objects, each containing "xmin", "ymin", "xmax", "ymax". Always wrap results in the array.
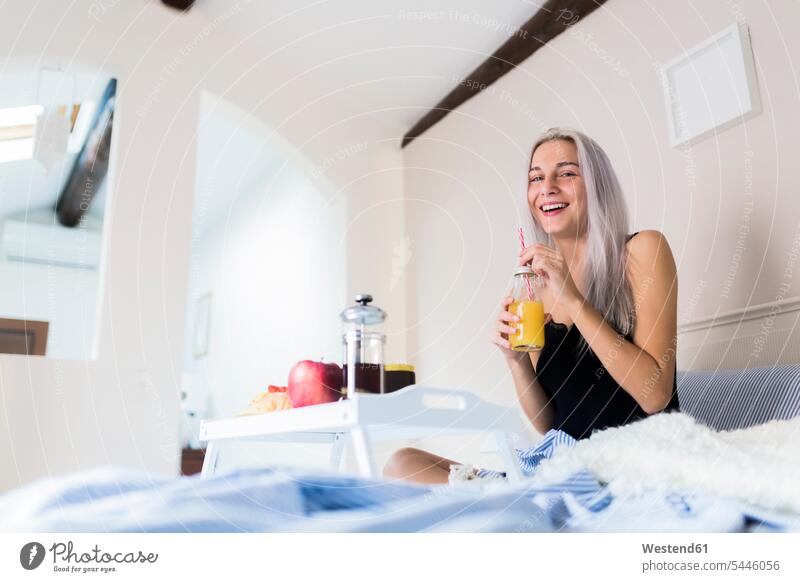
[{"xmin": 518, "ymin": 227, "xmax": 534, "ymax": 301}]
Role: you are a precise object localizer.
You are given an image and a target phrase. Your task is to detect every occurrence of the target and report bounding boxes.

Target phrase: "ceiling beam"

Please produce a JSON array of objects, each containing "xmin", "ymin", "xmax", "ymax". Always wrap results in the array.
[
  {"xmin": 56, "ymin": 79, "xmax": 116, "ymax": 228},
  {"xmin": 401, "ymin": 0, "xmax": 607, "ymax": 148}
]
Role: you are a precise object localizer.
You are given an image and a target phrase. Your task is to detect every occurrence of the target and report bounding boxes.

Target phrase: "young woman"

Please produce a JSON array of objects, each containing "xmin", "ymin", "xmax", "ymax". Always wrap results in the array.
[{"xmin": 383, "ymin": 128, "xmax": 680, "ymax": 484}]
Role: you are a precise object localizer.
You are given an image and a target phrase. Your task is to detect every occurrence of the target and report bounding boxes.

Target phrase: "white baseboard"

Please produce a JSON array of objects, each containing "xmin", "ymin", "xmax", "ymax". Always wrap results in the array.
[{"xmin": 678, "ymin": 296, "xmax": 800, "ymax": 371}]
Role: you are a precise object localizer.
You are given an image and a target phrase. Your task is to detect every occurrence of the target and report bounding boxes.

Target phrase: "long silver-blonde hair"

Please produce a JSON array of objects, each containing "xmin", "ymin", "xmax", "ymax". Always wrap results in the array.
[{"xmin": 529, "ymin": 128, "xmax": 635, "ymax": 351}]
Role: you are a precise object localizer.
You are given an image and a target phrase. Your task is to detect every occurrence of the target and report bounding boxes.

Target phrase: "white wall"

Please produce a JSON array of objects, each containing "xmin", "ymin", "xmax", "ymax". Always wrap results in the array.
[
  {"xmin": 0, "ymin": 1, "xmax": 405, "ymax": 491},
  {"xmin": 0, "ymin": 261, "xmax": 99, "ymax": 359},
  {"xmin": 0, "ymin": 62, "xmax": 110, "ymax": 361},
  {"xmin": 184, "ymin": 94, "xmax": 347, "ymax": 421},
  {"xmin": 181, "ymin": 91, "xmax": 416, "ymax": 471},
  {"xmin": 400, "ymin": 0, "xmax": 800, "ymax": 464},
  {"xmin": 0, "ymin": 210, "xmax": 105, "ymax": 361},
  {"xmin": 6, "ymin": 0, "xmax": 796, "ymax": 489}
]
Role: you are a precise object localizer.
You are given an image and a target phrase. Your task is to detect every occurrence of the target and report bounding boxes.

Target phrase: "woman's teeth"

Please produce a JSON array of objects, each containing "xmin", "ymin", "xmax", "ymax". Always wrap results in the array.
[{"xmin": 541, "ymin": 203, "xmax": 569, "ymax": 215}]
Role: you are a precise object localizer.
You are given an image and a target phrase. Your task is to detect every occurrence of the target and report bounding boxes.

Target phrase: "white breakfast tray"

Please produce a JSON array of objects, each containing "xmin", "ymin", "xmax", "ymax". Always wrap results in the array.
[{"xmin": 199, "ymin": 385, "xmax": 527, "ymax": 483}]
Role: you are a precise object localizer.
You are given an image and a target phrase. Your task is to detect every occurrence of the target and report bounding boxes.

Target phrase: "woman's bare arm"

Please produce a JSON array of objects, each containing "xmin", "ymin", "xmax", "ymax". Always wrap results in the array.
[
  {"xmin": 492, "ymin": 295, "xmax": 554, "ymax": 434},
  {"xmin": 508, "ymin": 352, "xmax": 554, "ymax": 434},
  {"xmin": 565, "ymin": 230, "xmax": 677, "ymax": 413}
]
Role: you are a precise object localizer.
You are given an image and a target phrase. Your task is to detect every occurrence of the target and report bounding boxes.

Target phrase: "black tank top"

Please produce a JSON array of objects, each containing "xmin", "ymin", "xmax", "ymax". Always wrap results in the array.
[{"xmin": 534, "ymin": 232, "xmax": 680, "ymax": 439}]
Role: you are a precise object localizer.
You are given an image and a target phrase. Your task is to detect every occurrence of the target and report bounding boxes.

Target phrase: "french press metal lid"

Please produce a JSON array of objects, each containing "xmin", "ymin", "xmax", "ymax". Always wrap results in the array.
[{"xmin": 340, "ymin": 293, "xmax": 386, "ymax": 326}]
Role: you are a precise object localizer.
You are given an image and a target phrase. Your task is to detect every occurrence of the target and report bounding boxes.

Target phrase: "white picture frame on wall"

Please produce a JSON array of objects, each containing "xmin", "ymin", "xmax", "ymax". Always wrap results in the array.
[
  {"xmin": 193, "ymin": 293, "xmax": 211, "ymax": 359},
  {"xmin": 661, "ymin": 23, "xmax": 761, "ymax": 147}
]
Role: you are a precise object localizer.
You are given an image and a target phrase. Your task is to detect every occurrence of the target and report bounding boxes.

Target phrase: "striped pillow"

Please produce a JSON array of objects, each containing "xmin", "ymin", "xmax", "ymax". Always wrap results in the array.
[{"xmin": 676, "ymin": 364, "xmax": 800, "ymax": 431}]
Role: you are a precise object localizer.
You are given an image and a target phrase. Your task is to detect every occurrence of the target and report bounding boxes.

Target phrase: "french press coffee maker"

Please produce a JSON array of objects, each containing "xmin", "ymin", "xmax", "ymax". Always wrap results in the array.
[{"xmin": 340, "ymin": 293, "xmax": 386, "ymax": 397}]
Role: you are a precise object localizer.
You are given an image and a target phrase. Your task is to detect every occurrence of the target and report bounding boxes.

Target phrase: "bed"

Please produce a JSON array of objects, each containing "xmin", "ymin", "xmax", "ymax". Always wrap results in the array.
[{"xmin": 1, "ymin": 364, "xmax": 799, "ymax": 533}]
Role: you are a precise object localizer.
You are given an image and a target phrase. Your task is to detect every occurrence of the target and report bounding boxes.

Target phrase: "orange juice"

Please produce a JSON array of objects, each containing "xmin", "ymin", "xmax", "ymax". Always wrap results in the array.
[{"xmin": 509, "ymin": 300, "xmax": 545, "ymax": 351}]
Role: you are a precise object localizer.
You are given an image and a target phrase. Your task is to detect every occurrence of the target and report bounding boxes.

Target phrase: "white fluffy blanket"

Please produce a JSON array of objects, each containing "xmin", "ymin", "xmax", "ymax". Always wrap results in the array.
[{"xmin": 530, "ymin": 412, "xmax": 800, "ymax": 515}]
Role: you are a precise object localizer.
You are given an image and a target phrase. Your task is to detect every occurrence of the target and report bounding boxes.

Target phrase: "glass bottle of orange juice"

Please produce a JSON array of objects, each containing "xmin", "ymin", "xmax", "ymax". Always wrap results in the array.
[{"xmin": 508, "ymin": 267, "xmax": 545, "ymax": 351}]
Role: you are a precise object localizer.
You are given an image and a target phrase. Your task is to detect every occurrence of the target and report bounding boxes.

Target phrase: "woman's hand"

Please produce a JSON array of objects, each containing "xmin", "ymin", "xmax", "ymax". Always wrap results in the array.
[
  {"xmin": 491, "ymin": 296, "xmax": 525, "ymax": 361},
  {"xmin": 519, "ymin": 244, "xmax": 584, "ymax": 312}
]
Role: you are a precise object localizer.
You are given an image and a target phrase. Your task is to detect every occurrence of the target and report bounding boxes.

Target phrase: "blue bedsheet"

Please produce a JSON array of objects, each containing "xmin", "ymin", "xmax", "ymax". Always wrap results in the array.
[{"xmin": 0, "ymin": 430, "xmax": 794, "ymax": 533}]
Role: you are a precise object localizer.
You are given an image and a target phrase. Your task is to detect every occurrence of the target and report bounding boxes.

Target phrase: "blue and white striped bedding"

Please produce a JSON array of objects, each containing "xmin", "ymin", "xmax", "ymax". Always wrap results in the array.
[
  {"xmin": 2, "ymin": 364, "xmax": 797, "ymax": 533},
  {"xmin": 1, "ymin": 428, "xmax": 793, "ymax": 533},
  {"xmin": 676, "ymin": 364, "xmax": 800, "ymax": 431},
  {"xmin": 475, "ymin": 429, "xmax": 577, "ymax": 479}
]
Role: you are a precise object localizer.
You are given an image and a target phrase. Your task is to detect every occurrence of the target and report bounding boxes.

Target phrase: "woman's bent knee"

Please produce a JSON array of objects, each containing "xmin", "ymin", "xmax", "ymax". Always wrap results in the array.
[{"xmin": 382, "ymin": 447, "xmax": 427, "ymax": 479}]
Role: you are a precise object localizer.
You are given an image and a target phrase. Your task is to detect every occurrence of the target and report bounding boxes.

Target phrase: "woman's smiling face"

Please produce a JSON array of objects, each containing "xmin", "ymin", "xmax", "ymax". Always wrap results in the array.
[{"xmin": 527, "ymin": 139, "xmax": 587, "ymax": 237}]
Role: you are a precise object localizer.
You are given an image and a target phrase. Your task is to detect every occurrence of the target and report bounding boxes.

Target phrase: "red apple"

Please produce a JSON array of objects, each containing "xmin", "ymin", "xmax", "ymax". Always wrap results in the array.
[{"xmin": 287, "ymin": 360, "xmax": 343, "ymax": 407}]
